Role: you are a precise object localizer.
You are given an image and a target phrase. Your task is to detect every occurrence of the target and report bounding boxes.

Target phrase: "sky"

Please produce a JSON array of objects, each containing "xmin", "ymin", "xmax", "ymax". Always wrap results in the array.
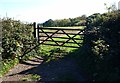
[{"xmin": 0, "ymin": 0, "xmax": 119, "ymax": 23}]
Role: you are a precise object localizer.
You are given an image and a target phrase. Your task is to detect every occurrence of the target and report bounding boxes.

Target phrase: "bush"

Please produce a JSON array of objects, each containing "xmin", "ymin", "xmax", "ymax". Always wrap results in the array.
[
  {"xmin": 2, "ymin": 18, "xmax": 38, "ymax": 60},
  {"xmin": 80, "ymin": 10, "xmax": 120, "ymax": 81}
]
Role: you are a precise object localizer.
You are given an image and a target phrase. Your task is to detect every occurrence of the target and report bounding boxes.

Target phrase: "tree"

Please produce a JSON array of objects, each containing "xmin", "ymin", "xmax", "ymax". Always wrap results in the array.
[
  {"xmin": 43, "ymin": 19, "xmax": 54, "ymax": 27},
  {"xmin": 104, "ymin": 3, "xmax": 117, "ymax": 12}
]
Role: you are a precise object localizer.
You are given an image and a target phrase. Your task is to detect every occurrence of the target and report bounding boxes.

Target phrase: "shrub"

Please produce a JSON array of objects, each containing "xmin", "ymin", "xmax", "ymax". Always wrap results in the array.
[
  {"xmin": 80, "ymin": 10, "xmax": 120, "ymax": 81},
  {"xmin": 2, "ymin": 18, "xmax": 38, "ymax": 60}
]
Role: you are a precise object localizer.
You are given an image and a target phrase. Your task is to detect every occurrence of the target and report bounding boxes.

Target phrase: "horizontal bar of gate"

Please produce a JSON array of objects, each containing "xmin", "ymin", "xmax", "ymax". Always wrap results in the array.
[
  {"xmin": 39, "ymin": 36, "xmax": 84, "ymax": 40},
  {"xmin": 38, "ymin": 27, "xmax": 83, "ymax": 30},
  {"xmin": 39, "ymin": 43, "xmax": 82, "ymax": 48},
  {"xmin": 39, "ymin": 32, "xmax": 85, "ymax": 35},
  {"xmin": 40, "ymin": 39, "xmax": 83, "ymax": 44}
]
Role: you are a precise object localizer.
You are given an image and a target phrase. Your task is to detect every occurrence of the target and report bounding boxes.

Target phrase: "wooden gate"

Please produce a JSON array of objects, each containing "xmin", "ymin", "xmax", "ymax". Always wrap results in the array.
[{"xmin": 33, "ymin": 22, "xmax": 85, "ymax": 48}]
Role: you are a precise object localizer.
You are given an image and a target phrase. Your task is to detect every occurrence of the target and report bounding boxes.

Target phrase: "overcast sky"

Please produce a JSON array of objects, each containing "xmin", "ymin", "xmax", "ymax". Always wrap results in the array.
[{"xmin": 0, "ymin": 0, "xmax": 119, "ymax": 23}]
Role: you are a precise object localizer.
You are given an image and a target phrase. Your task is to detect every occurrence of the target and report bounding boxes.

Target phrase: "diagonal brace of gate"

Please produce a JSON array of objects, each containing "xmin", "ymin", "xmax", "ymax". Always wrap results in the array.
[
  {"xmin": 40, "ymin": 29, "xmax": 82, "ymax": 47},
  {"xmin": 40, "ymin": 29, "xmax": 60, "ymax": 46},
  {"xmin": 61, "ymin": 30, "xmax": 82, "ymax": 46}
]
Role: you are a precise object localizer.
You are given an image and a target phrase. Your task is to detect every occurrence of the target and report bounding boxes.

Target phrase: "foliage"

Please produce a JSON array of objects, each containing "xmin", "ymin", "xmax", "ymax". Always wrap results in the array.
[
  {"xmin": 21, "ymin": 77, "xmax": 29, "ymax": 81},
  {"xmin": 21, "ymin": 74, "xmax": 41, "ymax": 81},
  {"xmin": 31, "ymin": 74, "xmax": 41, "ymax": 80},
  {"xmin": 79, "ymin": 10, "xmax": 120, "ymax": 81},
  {"xmin": 104, "ymin": 3, "xmax": 117, "ymax": 12},
  {"xmin": 92, "ymin": 39, "xmax": 109, "ymax": 59},
  {"xmin": 43, "ymin": 15, "xmax": 87, "ymax": 27},
  {"xmin": 1, "ymin": 18, "xmax": 39, "ymax": 77},
  {"xmin": 2, "ymin": 18, "xmax": 38, "ymax": 60},
  {"xmin": 0, "ymin": 58, "xmax": 19, "ymax": 77}
]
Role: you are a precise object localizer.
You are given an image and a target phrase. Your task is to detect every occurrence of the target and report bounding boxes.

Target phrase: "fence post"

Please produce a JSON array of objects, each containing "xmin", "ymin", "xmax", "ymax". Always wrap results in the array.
[
  {"xmin": 33, "ymin": 22, "xmax": 36, "ymax": 38},
  {"xmin": 37, "ymin": 24, "xmax": 40, "ymax": 43}
]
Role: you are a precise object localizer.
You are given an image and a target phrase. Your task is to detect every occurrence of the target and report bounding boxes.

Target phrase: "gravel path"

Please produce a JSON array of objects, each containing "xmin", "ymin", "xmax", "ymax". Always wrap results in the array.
[{"xmin": 2, "ymin": 55, "xmax": 90, "ymax": 82}]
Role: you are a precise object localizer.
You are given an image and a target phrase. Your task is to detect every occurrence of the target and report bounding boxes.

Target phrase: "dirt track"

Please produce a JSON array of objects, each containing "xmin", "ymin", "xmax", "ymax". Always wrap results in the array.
[{"xmin": 2, "ymin": 55, "xmax": 90, "ymax": 82}]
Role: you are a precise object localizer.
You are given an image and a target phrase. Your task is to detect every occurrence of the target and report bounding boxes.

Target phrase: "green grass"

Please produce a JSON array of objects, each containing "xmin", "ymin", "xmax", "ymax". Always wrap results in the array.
[
  {"xmin": 39, "ymin": 32, "xmax": 84, "ymax": 62},
  {"xmin": 31, "ymin": 74, "xmax": 41, "ymax": 80},
  {"xmin": 21, "ymin": 74, "xmax": 41, "ymax": 81},
  {"xmin": 0, "ymin": 58, "xmax": 19, "ymax": 77}
]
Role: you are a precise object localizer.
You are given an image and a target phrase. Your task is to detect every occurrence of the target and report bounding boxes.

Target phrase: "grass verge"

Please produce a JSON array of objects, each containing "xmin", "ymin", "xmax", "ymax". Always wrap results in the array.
[{"xmin": 0, "ymin": 58, "xmax": 19, "ymax": 77}]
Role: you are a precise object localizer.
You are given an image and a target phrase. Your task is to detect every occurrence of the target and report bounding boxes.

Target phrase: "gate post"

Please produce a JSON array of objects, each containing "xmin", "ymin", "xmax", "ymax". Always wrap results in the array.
[
  {"xmin": 33, "ymin": 22, "xmax": 40, "ymax": 43},
  {"xmin": 37, "ymin": 24, "xmax": 40, "ymax": 43},
  {"xmin": 33, "ymin": 22, "xmax": 37, "ymax": 38}
]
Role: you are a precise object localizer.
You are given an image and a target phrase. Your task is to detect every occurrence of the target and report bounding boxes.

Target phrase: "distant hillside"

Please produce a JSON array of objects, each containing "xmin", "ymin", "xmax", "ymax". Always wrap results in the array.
[{"xmin": 42, "ymin": 15, "xmax": 87, "ymax": 27}]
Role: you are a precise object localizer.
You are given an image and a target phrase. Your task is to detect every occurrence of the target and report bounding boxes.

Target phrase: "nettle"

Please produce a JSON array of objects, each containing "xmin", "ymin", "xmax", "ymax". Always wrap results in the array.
[{"xmin": 2, "ymin": 18, "xmax": 37, "ymax": 60}]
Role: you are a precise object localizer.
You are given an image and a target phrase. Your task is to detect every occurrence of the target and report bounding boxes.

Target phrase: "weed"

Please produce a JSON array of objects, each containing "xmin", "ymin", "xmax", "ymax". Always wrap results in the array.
[
  {"xmin": 21, "ymin": 77, "xmax": 30, "ymax": 81},
  {"xmin": 31, "ymin": 74, "xmax": 41, "ymax": 80}
]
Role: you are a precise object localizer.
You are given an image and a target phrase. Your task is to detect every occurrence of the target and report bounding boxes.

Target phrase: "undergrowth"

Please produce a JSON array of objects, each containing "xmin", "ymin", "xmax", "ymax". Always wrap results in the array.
[{"xmin": 0, "ymin": 58, "xmax": 19, "ymax": 77}]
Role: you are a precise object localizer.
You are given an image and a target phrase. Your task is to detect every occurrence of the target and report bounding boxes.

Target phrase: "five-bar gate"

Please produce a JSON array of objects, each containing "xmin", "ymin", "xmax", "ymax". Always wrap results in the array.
[{"xmin": 33, "ymin": 22, "xmax": 85, "ymax": 48}]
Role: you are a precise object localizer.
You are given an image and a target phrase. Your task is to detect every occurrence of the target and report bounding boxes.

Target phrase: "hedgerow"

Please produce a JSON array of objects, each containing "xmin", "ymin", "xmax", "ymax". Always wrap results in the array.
[
  {"xmin": 2, "ymin": 18, "xmax": 38, "ymax": 61},
  {"xmin": 79, "ymin": 10, "xmax": 120, "ymax": 81}
]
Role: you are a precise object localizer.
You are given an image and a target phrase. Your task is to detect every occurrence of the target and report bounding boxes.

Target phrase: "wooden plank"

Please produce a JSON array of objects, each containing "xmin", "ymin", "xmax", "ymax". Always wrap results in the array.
[
  {"xmin": 40, "ymin": 39, "xmax": 83, "ymax": 44},
  {"xmin": 39, "ymin": 31, "xmax": 85, "ymax": 35},
  {"xmin": 38, "ymin": 27, "xmax": 84, "ymax": 31},
  {"xmin": 39, "ymin": 43, "xmax": 81, "ymax": 48},
  {"xmin": 39, "ymin": 36, "xmax": 84, "ymax": 40}
]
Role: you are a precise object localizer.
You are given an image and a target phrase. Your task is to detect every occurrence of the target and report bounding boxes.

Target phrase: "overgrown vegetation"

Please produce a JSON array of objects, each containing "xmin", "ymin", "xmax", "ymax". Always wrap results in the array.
[
  {"xmin": 1, "ymin": 18, "xmax": 39, "ymax": 76},
  {"xmin": 75, "ymin": 10, "xmax": 120, "ymax": 81},
  {"xmin": 2, "ymin": 18, "xmax": 38, "ymax": 60}
]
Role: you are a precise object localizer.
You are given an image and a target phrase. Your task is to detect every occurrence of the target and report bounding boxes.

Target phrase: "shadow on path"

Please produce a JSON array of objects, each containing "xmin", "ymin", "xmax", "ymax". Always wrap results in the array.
[{"xmin": 14, "ymin": 56, "xmax": 90, "ymax": 81}]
